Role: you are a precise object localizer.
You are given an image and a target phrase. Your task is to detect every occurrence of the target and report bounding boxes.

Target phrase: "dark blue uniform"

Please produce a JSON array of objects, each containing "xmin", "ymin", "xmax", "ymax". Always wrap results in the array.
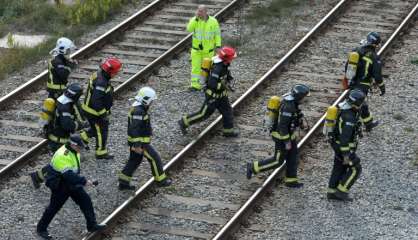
[
  {"xmin": 81, "ymin": 70, "xmax": 113, "ymax": 158},
  {"xmin": 47, "ymin": 54, "xmax": 76, "ymax": 99}
]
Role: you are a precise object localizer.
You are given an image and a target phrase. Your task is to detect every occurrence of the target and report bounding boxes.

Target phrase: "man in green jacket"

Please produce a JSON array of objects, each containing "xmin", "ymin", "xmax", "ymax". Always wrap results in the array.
[{"xmin": 187, "ymin": 4, "xmax": 221, "ymax": 91}]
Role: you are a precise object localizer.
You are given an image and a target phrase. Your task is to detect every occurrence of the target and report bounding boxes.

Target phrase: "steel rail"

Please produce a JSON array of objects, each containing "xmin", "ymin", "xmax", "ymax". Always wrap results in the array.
[
  {"xmin": 0, "ymin": 0, "xmax": 165, "ymax": 109},
  {"xmin": 212, "ymin": 2, "xmax": 418, "ymax": 239},
  {"xmin": 82, "ymin": 0, "xmax": 351, "ymax": 239},
  {"xmin": 0, "ymin": 0, "xmax": 243, "ymax": 180}
]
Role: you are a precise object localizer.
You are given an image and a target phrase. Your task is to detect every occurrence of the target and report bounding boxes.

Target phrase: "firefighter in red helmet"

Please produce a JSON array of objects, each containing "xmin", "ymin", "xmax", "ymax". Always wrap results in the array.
[
  {"xmin": 178, "ymin": 46, "xmax": 239, "ymax": 137},
  {"xmin": 81, "ymin": 57, "xmax": 122, "ymax": 159}
]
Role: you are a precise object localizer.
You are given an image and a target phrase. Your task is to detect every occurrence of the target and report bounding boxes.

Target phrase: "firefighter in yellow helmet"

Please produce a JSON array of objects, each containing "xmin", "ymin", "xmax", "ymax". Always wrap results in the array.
[{"xmin": 187, "ymin": 4, "xmax": 221, "ymax": 91}]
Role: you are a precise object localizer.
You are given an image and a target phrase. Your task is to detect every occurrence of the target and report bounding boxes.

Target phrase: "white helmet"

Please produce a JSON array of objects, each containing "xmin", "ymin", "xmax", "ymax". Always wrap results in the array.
[
  {"xmin": 52, "ymin": 37, "xmax": 75, "ymax": 56},
  {"xmin": 134, "ymin": 87, "xmax": 157, "ymax": 105}
]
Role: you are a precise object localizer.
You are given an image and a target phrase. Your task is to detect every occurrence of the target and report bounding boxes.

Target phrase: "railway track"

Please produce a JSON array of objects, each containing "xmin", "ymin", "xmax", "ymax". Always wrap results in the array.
[
  {"xmin": 72, "ymin": 0, "xmax": 417, "ymax": 239},
  {"xmin": 0, "ymin": 0, "xmax": 242, "ymax": 177}
]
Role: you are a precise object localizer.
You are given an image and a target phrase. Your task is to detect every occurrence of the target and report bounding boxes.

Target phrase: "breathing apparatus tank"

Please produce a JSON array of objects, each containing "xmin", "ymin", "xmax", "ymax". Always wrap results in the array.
[
  {"xmin": 322, "ymin": 105, "xmax": 338, "ymax": 137},
  {"xmin": 200, "ymin": 57, "xmax": 213, "ymax": 86},
  {"xmin": 342, "ymin": 51, "xmax": 360, "ymax": 89},
  {"xmin": 263, "ymin": 96, "xmax": 281, "ymax": 130},
  {"xmin": 39, "ymin": 98, "xmax": 56, "ymax": 128}
]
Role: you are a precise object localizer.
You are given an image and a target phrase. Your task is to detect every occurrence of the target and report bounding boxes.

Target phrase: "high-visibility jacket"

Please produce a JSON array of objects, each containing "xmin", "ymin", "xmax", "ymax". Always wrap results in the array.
[
  {"xmin": 82, "ymin": 70, "xmax": 113, "ymax": 118},
  {"xmin": 271, "ymin": 95, "xmax": 302, "ymax": 142},
  {"xmin": 127, "ymin": 104, "xmax": 152, "ymax": 147},
  {"xmin": 47, "ymin": 54, "xmax": 74, "ymax": 91},
  {"xmin": 50, "ymin": 145, "xmax": 86, "ymax": 186},
  {"xmin": 187, "ymin": 16, "xmax": 221, "ymax": 52}
]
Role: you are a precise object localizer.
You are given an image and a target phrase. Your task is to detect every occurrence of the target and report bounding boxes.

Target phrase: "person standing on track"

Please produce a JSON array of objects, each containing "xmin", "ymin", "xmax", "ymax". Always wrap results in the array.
[
  {"xmin": 31, "ymin": 83, "xmax": 89, "ymax": 189},
  {"xmin": 178, "ymin": 46, "xmax": 239, "ymax": 137},
  {"xmin": 81, "ymin": 57, "xmax": 122, "ymax": 159},
  {"xmin": 246, "ymin": 84, "xmax": 310, "ymax": 188},
  {"xmin": 36, "ymin": 134, "xmax": 105, "ymax": 239},
  {"xmin": 118, "ymin": 87, "xmax": 172, "ymax": 190},
  {"xmin": 46, "ymin": 37, "xmax": 78, "ymax": 99},
  {"xmin": 345, "ymin": 31, "xmax": 385, "ymax": 132},
  {"xmin": 187, "ymin": 4, "xmax": 222, "ymax": 91},
  {"xmin": 327, "ymin": 89, "xmax": 365, "ymax": 201}
]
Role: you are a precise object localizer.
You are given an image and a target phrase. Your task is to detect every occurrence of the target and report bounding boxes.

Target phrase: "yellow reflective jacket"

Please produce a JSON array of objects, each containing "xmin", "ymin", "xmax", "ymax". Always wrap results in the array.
[
  {"xmin": 187, "ymin": 16, "xmax": 221, "ymax": 52},
  {"xmin": 51, "ymin": 145, "xmax": 80, "ymax": 174}
]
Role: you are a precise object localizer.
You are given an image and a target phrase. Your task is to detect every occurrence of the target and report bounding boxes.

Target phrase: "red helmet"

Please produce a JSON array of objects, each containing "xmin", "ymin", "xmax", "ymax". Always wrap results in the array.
[
  {"xmin": 217, "ymin": 46, "xmax": 237, "ymax": 64},
  {"xmin": 101, "ymin": 57, "xmax": 122, "ymax": 77}
]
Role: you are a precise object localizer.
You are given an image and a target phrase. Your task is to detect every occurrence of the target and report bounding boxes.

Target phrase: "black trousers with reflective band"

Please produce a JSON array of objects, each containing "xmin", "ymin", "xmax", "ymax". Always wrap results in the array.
[
  {"xmin": 37, "ymin": 183, "xmax": 97, "ymax": 231},
  {"xmin": 253, "ymin": 140, "xmax": 298, "ymax": 179},
  {"xmin": 120, "ymin": 144, "xmax": 166, "ymax": 183},
  {"xmin": 328, "ymin": 151, "xmax": 362, "ymax": 192},
  {"xmin": 184, "ymin": 96, "xmax": 233, "ymax": 129},
  {"xmin": 85, "ymin": 117, "xmax": 109, "ymax": 156}
]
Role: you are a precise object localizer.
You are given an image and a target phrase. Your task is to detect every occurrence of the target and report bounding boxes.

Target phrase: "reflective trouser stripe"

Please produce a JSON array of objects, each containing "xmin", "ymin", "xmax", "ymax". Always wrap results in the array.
[
  {"xmin": 361, "ymin": 115, "xmax": 373, "ymax": 123},
  {"xmin": 47, "ymin": 81, "xmax": 66, "ymax": 90},
  {"xmin": 338, "ymin": 166, "xmax": 357, "ymax": 192},
  {"xmin": 284, "ymin": 177, "xmax": 298, "ymax": 183},
  {"xmin": 95, "ymin": 123, "xmax": 107, "ymax": 156},
  {"xmin": 327, "ymin": 188, "xmax": 336, "ymax": 193},
  {"xmin": 223, "ymin": 128, "xmax": 234, "ymax": 133},
  {"xmin": 80, "ymin": 131, "xmax": 90, "ymax": 143},
  {"xmin": 254, "ymin": 151, "xmax": 281, "ymax": 174},
  {"xmin": 37, "ymin": 169, "xmax": 45, "ymax": 181},
  {"xmin": 48, "ymin": 134, "xmax": 68, "ymax": 144},
  {"xmin": 185, "ymin": 104, "xmax": 208, "ymax": 125},
  {"xmin": 143, "ymin": 150, "xmax": 166, "ymax": 182},
  {"xmin": 118, "ymin": 171, "xmax": 132, "ymax": 182}
]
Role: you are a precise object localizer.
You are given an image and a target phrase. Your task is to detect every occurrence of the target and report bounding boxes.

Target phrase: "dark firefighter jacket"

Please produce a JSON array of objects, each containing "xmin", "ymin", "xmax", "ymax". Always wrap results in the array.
[
  {"xmin": 50, "ymin": 95, "xmax": 85, "ymax": 139},
  {"xmin": 205, "ymin": 60, "xmax": 233, "ymax": 98},
  {"xmin": 127, "ymin": 104, "xmax": 152, "ymax": 147},
  {"xmin": 271, "ymin": 94, "xmax": 302, "ymax": 142},
  {"xmin": 47, "ymin": 54, "xmax": 75, "ymax": 91},
  {"xmin": 350, "ymin": 45, "xmax": 384, "ymax": 90},
  {"xmin": 82, "ymin": 69, "xmax": 113, "ymax": 118},
  {"xmin": 332, "ymin": 102, "xmax": 361, "ymax": 156}
]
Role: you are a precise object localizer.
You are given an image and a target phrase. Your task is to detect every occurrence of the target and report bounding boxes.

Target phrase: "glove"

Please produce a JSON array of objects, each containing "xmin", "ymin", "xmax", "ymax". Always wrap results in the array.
[
  {"xmin": 285, "ymin": 141, "xmax": 292, "ymax": 150},
  {"xmin": 342, "ymin": 155, "xmax": 352, "ymax": 166},
  {"xmin": 379, "ymin": 85, "xmax": 386, "ymax": 96}
]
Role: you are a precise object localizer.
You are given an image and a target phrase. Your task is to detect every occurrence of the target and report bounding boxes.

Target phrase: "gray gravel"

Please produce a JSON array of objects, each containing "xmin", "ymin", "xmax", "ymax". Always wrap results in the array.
[{"xmin": 234, "ymin": 11, "xmax": 418, "ymax": 240}]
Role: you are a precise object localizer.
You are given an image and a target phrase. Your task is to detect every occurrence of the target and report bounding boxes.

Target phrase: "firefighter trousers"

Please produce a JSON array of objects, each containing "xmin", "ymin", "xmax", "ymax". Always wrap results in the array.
[
  {"xmin": 37, "ymin": 184, "xmax": 97, "ymax": 232},
  {"xmin": 328, "ymin": 152, "xmax": 362, "ymax": 193},
  {"xmin": 82, "ymin": 117, "xmax": 109, "ymax": 157},
  {"xmin": 119, "ymin": 144, "xmax": 167, "ymax": 183},
  {"xmin": 47, "ymin": 89, "xmax": 65, "ymax": 100},
  {"xmin": 353, "ymin": 86, "xmax": 374, "ymax": 125},
  {"xmin": 251, "ymin": 140, "xmax": 299, "ymax": 182},
  {"xmin": 190, "ymin": 48, "xmax": 215, "ymax": 90},
  {"xmin": 182, "ymin": 96, "xmax": 234, "ymax": 131}
]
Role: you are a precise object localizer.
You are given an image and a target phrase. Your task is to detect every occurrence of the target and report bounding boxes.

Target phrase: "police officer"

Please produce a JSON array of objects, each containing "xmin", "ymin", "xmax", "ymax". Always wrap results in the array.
[
  {"xmin": 178, "ymin": 46, "xmax": 239, "ymax": 137},
  {"xmin": 81, "ymin": 57, "xmax": 122, "ymax": 159},
  {"xmin": 47, "ymin": 37, "xmax": 77, "ymax": 99},
  {"xmin": 246, "ymin": 84, "xmax": 310, "ymax": 188},
  {"xmin": 347, "ymin": 32, "xmax": 385, "ymax": 131},
  {"xmin": 187, "ymin": 4, "xmax": 221, "ymax": 91},
  {"xmin": 31, "ymin": 83, "xmax": 88, "ymax": 189},
  {"xmin": 118, "ymin": 87, "xmax": 172, "ymax": 190},
  {"xmin": 36, "ymin": 134, "xmax": 105, "ymax": 239},
  {"xmin": 327, "ymin": 90, "xmax": 365, "ymax": 201}
]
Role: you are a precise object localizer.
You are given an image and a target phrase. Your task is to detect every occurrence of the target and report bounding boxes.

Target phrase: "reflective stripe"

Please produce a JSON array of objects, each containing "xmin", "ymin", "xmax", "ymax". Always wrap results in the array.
[
  {"xmin": 362, "ymin": 56, "xmax": 373, "ymax": 77},
  {"xmin": 284, "ymin": 177, "xmax": 298, "ymax": 183},
  {"xmin": 187, "ymin": 104, "xmax": 208, "ymax": 123},
  {"xmin": 96, "ymin": 149, "xmax": 108, "ymax": 156},
  {"xmin": 271, "ymin": 131, "xmax": 290, "ymax": 140},
  {"xmin": 47, "ymin": 81, "xmax": 66, "ymax": 90},
  {"xmin": 182, "ymin": 116, "xmax": 190, "ymax": 127},
  {"xmin": 222, "ymin": 128, "xmax": 234, "ymax": 133},
  {"xmin": 205, "ymin": 89, "xmax": 227, "ymax": 98},
  {"xmin": 343, "ymin": 166, "xmax": 357, "ymax": 190},
  {"xmin": 327, "ymin": 188, "xmax": 337, "ymax": 193},
  {"xmin": 360, "ymin": 115, "xmax": 373, "ymax": 123},
  {"xmin": 62, "ymin": 112, "xmax": 74, "ymax": 118},
  {"xmin": 82, "ymin": 104, "xmax": 107, "ymax": 116},
  {"xmin": 95, "ymin": 86, "xmax": 106, "ymax": 92},
  {"xmin": 132, "ymin": 115, "xmax": 149, "ymax": 120},
  {"xmin": 253, "ymin": 161, "xmax": 260, "ymax": 173},
  {"xmin": 378, "ymin": 82, "xmax": 385, "ymax": 87},
  {"xmin": 95, "ymin": 123, "xmax": 107, "ymax": 156},
  {"xmin": 340, "ymin": 146, "xmax": 350, "ymax": 152},
  {"xmin": 48, "ymin": 134, "xmax": 68, "ymax": 144},
  {"xmin": 144, "ymin": 150, "xmax": 166, "ymax": 182},
  {"xmin": 128, "ymin": 136, "xmax": 151, "ymax": 143},
  {"xmin": 118, "ymin": 171, "xmax": 132, "ymax": 182},
  {"xmin": 337, "ymin": 183, "xmax": 348, "ymax": 193},
  {"xmin": 281, "ymin": 112, "xmax": 292, "ymax": 117}
]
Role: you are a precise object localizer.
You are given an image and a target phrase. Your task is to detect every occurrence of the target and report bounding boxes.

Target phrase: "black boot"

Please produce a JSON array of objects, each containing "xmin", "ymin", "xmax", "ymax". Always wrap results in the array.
[
  {"xmin": 246, "ymin": 162, "xmax": 253, "ymax": 180},
  {"xmin": 223, "ymin": 129, "xmax": 239, "ymax": 137},
  {"xmin": 365, "ymin": 121, "xmax": 379, "ymax": 132},
  {"xmin": 178, "ymin": 120, "xmax": 188, "ymax": 135},
  {"xmin": 30, "ymin": 172, "xmax": 41, "ymax": 189},
  {"xmin": 118, "ymin": 182, "xmax": 136, "ymax": 191},
  {"xmin": 285, "ymin": 181, "xmax": 304, "ymax": 188},
  {"xmin": 333, "ymin": 190, "xmax": 353, "ymax": 202},
  {"xmin": 37, "ymin": 230, "xmax": 52, "ymax": 239},
  {"xmin": 156, "ymin": 178, "xmax": 172, "ymax": 187},
  {"xmin": 96, "ymin": 154, "xmax": 114, "ymax": 160},
  {"xmin": 88, "ymin": 223, "xmax": 106, "ymax": 232}
]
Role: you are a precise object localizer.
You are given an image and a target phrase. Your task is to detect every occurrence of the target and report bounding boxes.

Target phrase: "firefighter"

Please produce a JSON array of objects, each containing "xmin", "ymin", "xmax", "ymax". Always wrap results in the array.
[
  {"xmin": 187, "ymin": 4, "xmax": 221, "ymax": 91},
  {"xmin": 81, "ymin": 57, "xmax": 122, "ymax": 159},
  {"xmin": 327, "ymin": 89, "xmax": 366, "ymax": 201},
  {"xmin": 178, "ymin": 46, "xmax": 239, "ymax": 137},
  {"xmin": 47, "ymin": 37, "xmax": 77, "ymax": 99},
  {"xmin": 246, "ymin": 84, "xmax": 310, "ymax": 188},
  {"xmin": 36, "ymin": 134, "xmax": 105, "ymax": 239},
  {"xmin": 30, "ymin": 83, "xmax": 88, "ymax": 189},
  {"xmin": 118, "ymin": 87, "xmax": 172, "ymax": 190},
  {"xmin": 347, "ymin": 31, "xmax": 385, "ymax": 131}
]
